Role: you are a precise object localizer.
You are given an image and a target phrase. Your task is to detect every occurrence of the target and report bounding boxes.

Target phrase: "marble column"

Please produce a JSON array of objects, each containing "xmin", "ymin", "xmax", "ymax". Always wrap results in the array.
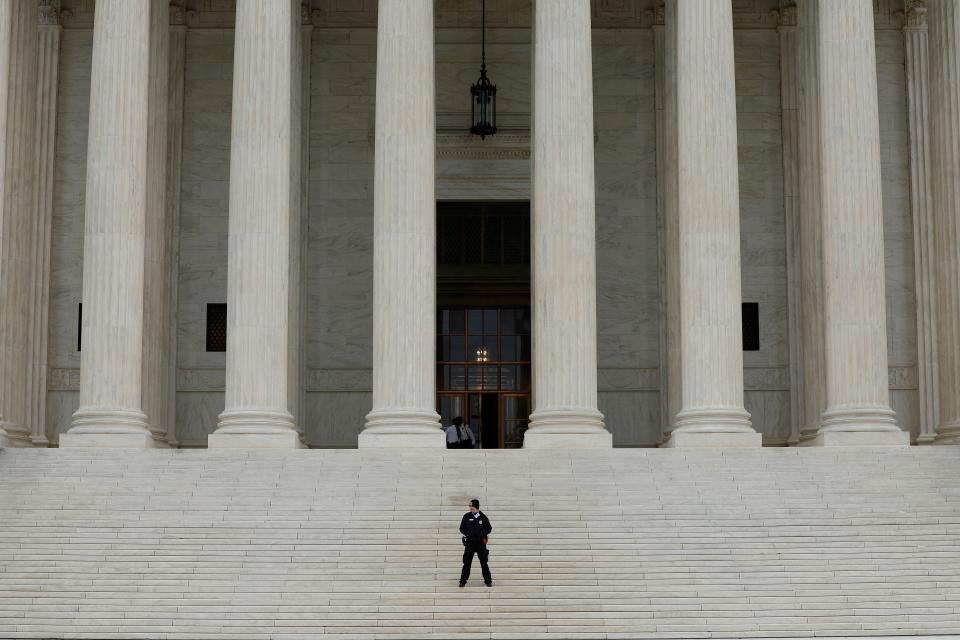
[
  {"xmin": 0, "ymin": 0, "xmax": 37, "ymax": 448},
  {"xmin": 62, "ymin": 0, "xmax": 164, "ymax": 448},
  {"xmin": 60, "ymin": 0, "xmax": 167, "ymax": 447},
  {"xmin": 525, "ymin": 0, "xmax": 610, "ymax": 448},
  {"xmin": 27, "ymin": 1, "xmax": 63, "ymax": 446},
  {"xmin": 297, "ymin": 4, "xmax": 312, "ymax": 443},
  {"xmin": 796, "ymin": 0, "xmax": 827, "ymax": 444},
  {"xmin": 652, "ymin": 6, "xmax": 676, "ymax": 444},
  {"xmin": 808, "ymin": 0, "xmax": 906, "ymax": 446},
  {"xmin": 902, "ymin": 0, "xmax": 939, "ymax": 444},
  {"xmin": 164, "ymin": 4, "xmax": 187, "ymax": 446},
  {"xmin": 662, "ymin": 0, "xmax": 759, "ymax": 448},
  {"xmin": 141, "ymin": 0, "xmax": 171, "ymax": 446},
  {"xmin": 210, "ymin": 0, "xmax": 302, "ymax": 448},
  {"xmin": 929, "ymin": 0, "xmax": 960, "ymax": 444},
  {"xmin": 776, "ymin": 3, "xmax": 803, "ymax": 445},
  {"xmin": 359, "ymin": 0, "xmax": 443, "ymax": 448}
]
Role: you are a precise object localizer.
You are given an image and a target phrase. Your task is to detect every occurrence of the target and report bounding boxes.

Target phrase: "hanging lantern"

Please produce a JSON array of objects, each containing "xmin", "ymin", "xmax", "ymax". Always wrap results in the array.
[{"xmin": 470, "ymin": 0, "xmax": 497, "ymax": 139}]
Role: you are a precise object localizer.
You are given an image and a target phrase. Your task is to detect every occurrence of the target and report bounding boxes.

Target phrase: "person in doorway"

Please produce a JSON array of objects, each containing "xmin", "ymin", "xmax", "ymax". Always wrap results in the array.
[
  {"xmin": 444, "ymin": 420, "xmax": 459, "ymax": 449},
  {"xmin": 459, "ymin": 498, "xmax": 492, "ymax": 587},
  {"xmin": 445, "ymin": 416, "xmax": 476, "ymax": 449}
]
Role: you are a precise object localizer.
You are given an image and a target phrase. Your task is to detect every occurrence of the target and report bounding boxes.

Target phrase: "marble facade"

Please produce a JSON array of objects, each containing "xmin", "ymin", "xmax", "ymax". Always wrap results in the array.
[{"xmin": 0, "ymin": 0, "xmax": 952, "ymax": 449}]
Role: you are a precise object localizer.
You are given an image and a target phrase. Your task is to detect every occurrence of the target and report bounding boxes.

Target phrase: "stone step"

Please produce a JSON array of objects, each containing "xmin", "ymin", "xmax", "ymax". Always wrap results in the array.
[{"xmin": 1, "ymin": 447, "xmax": 959, "ymax": 638}]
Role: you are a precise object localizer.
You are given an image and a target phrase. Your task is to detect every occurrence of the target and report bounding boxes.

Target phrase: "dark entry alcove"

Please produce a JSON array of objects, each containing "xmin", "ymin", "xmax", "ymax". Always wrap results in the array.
[{"xmin": 436, "ymin": 201, "xmax": 531, "ymax": 448}]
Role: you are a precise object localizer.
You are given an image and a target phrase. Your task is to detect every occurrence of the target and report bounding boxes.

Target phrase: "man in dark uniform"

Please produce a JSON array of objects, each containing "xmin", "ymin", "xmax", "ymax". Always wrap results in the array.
[{"xmin": 459, "ymin": 498, "xmax": 493, "ymax": 587}]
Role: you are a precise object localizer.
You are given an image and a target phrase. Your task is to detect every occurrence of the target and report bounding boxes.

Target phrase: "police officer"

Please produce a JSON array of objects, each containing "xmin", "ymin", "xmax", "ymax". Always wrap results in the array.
[{"xmin": 459, "ymin": 498, "xmax": 492, "ymax": 587}]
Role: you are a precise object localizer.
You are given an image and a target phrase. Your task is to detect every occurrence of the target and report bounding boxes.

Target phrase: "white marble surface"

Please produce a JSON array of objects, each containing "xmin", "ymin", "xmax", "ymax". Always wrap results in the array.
[
  {"xmin": 813, "ymin": 0, "xmax": 903, "ymax": 444},
  {"xmin": 0, "ymin": 0, "xmax": 38, "ymax": 446},
  {"xmin": 359, "ymin": 0, "xmax": 444, "ymax": 447},
  {"xmin": 38, "ymin": 0, "xmax": 924, "ymax": 448},
  {"xmin": 929, "ymin": 0, "xmax": 960, "ymax": 444},
  {"xmin": 665, "ymin": 0, "xmax": 756, "ymax": 446},
  {"xmin": 211, "ymin": 0, "xmax": 302, "ymax": 448},
  {"xmin": 65, "ymin": 0, "xmax": 161, "ymax": 447}
]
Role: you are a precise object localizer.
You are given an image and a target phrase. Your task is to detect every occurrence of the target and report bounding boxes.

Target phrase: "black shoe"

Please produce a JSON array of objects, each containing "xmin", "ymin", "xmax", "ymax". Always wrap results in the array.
[
  {"xmin": 484, "ymin": 581, "xmax": 492, "ymax": 587},
  {"xmin": 459, "ymin": 582, "xmax": 466, "ymax": 588}
]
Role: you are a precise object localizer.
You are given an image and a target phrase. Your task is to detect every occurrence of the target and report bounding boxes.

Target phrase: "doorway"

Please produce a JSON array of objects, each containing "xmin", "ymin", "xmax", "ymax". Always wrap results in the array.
[
  {"xmin": 436, "ymin": 200, "xmax": 531, "ymax": 449},
  {"xmin": 436, "ymin": 307, "xmax": 531, "ymax": 448}
]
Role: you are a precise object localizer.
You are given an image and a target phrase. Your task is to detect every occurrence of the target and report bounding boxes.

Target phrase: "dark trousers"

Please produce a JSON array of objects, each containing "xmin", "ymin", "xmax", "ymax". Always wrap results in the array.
[{"xmin": 460, "ymin": 541, "xmax": 491, "ymax": 584}]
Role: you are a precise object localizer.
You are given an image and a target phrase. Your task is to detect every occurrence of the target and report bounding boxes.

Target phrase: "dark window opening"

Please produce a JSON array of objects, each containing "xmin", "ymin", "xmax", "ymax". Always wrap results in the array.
[
  {"xmin": 206, "ymin": 303, "xmax": 227, "ymax": 352},
  {"xmin": 77, "ymin": 303, "xmax": 82, "ymax": 352},
  {"xmin": 742, "ymin": 302, "xmax": 759, "ymax": 351}
]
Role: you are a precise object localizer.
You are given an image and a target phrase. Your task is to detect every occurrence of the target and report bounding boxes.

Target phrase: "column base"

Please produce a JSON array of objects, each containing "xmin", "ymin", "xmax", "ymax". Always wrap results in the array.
[
  {"xmin": 523, "ymin": 429, "xmax": 612, "ymax": 448},
  {"xmin": 0, "ymin": 422, "xmax": 32, "ymax": 447},
  {"xmin": 803, "ymin": 406, "xmax": 908, "ymax": 446},
  {"xmin": 208, "ymin": 430, "xmax": 305, "ymax": 449},
  {"xmin": 662, "ymin": 406, "xmax": 759, "ymax": 448},
  {"xmin": 934, "ymin": 420, "xmax": 960, "ymax": 445},
  {"xmin": 210, "ymin": 409, "xmax": 303, "ymax": 449},
  {"xmin": 60, "ymin": 431, "xmax": 157, "ymax": 448},
  {"xmin": 359, "ymin": 408, "xmax": 444, "ymax": 448},
  {"xmin": 663, "ymin": 430, "xmax": 762, "ymax": 448},
  {"xmin": 62, "ymin": 407, "xmax": 155, "ymax": 448},
  {"xmin": 803, "ymin": 429, "xmax": 910, "ymax": 446},
  {"xmin": 523, "ymin": 409, "xmax": 611, "ymax": 448},
  {"xmin": 358, "ymin": 430, "xmax": 446, "ymax": 448}
]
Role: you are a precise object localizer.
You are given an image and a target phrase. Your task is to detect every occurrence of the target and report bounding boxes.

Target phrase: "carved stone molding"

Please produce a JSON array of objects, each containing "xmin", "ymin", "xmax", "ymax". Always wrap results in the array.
[
  {"xmin": 436, "ymin": 134, "xmax": 530, "ymax": 161},
  {"xmin": 47, "ymin": 368, "xmax": 80, "ymax": 392}
]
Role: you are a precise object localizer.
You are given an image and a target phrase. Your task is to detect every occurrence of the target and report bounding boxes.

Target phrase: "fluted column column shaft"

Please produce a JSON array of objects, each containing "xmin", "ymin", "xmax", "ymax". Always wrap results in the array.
[
  {"xmin": 929, "ymin": 0, "xmax": 960, "ymax": 444},
  {"xmin": 63, "ymin": 0, "xmax": 166, "ymax": 448},
  {"xmin": 141, "ymin": 0, "xmax": 170, "ymax": 446},
  {"xmin": 26, "ymin": 7, "xmax": 63, "ymax": 447},
  {"xmin": 777, "ymin": 7, "xmax": 802, "ymax": 445},
  {"xmin": 797, "ymin": 0, "xmax": 826, "ymax": 443},
  {"xmin": 164, "ymin": 16, "xmax": 187, "ymax": 445},
  {"xmin": 653, "ymin": 16, "xmax": 679, "ymax": 444},
  {"xmin": 663, "ymin": 0, "xmax": 758, "ymax": 448},
  {"xmin": 525, "ymin": 0, "xmax": 610, "ymax": 448},
  {"xmin": 360, "ymin": 0, "xmax": 443, "ymax": 448},
  {"xmin": 210, "ymin": 0, "xmax": 302, "ymax": 448},
  {"xmin": 903, "ymin": 3, "xmax": 939, "ymax": 444},
  {"xmin": 811, "ymin": 0, "xmax": 904, "ymax": 445},
  {"xmin": 0, "ymin": 0, "xmax": 37, "ymax": 448}
]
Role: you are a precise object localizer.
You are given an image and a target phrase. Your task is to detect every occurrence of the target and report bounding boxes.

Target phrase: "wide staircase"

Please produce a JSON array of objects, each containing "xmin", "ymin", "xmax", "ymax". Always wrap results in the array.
[{"xmin": 1, "ymin": 446, "xmax": 959, "ymax": 639}]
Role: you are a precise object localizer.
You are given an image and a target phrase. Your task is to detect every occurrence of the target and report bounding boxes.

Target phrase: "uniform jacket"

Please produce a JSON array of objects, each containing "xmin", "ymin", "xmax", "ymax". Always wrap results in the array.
[{"xmin": 459, "ymin": 510, "xmax": 492, "ymax": 543}]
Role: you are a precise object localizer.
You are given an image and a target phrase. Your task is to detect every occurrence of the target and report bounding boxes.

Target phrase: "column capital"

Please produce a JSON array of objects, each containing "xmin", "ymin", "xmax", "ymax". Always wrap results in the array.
[
  {"xmin": 644, "ymin": 2, "xmax": 665, "ymax": 28},
  {"xmin": 772, "ymin": 3, "xmax": 798, "ymax": 30},
  {"xmin": 897, "ymin": 0, "xmax": 928, "ymax": 30},
  {"xmin": 169, "ymin": 2, "xmax": 186, "ymax": 27},
  {"xmin": 38, "ymin": 0, "xmax": 68, "ymax": 27}
]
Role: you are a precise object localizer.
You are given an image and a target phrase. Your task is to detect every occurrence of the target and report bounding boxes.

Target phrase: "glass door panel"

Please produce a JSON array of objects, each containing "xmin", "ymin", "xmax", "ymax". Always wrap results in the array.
[{"xmin": 502, "ymin": 394, "xmax": 530, "ymax": 448}]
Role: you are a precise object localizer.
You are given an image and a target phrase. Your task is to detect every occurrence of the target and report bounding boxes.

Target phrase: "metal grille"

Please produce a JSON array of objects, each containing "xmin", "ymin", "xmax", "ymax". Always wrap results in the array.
[
  {"xmin": 437, "ymin": 202, "xmax": 529, "ymax": 266},
  {"xmin": 206, "ymin": 303, "xmax": 227, "ymax": 352}
]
